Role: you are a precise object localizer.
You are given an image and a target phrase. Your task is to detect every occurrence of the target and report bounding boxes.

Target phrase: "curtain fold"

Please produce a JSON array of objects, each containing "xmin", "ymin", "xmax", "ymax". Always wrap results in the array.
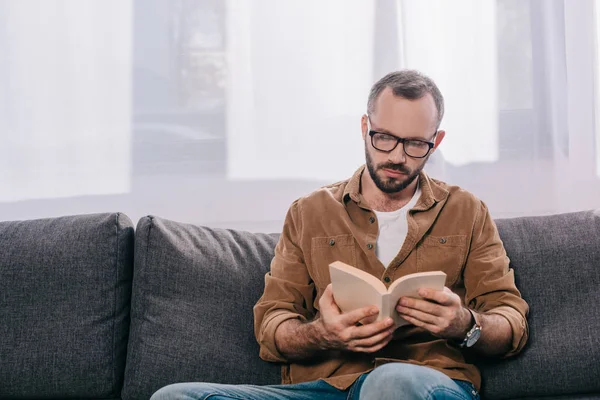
[
  {"xmin": 0, "ymin": 0, "xmax": 598, "ymax": 224},
  {"xmin": 398, "ymin": 0, "xmax": 498, "ymax": 167},
  {"xmin": 226, "ymin": 0, "xmax": 373, "ymax": 181},
  {"xmin": 593, "ymin": 0, "xmax": 600, "ymax": 178},
  {"xmin": 0, "ymin": 0, "xmax": 132, "ymax": 202}
]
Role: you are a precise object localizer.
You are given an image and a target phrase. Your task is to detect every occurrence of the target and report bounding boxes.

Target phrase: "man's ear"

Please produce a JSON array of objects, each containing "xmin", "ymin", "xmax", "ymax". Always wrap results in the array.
[
  {"xmin": 361, "ymin": 114, "xmax": 368, "ymax": 140},
  {"xmin": 433, "ymin": 130, "xmax": 445, "ymax": 150}
]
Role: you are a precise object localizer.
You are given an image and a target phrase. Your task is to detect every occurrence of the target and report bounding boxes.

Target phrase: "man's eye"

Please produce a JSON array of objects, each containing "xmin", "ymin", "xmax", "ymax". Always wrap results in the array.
[{"xmin": 406, "ymin": 140, "xmax": 428, "ymax": 148}]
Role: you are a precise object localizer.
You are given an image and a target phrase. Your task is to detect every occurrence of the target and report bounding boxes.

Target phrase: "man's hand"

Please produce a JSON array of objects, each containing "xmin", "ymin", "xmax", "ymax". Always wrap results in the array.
[
  {"xmin": 396, "ymin": 287, "xmax": 472, "ymax": 340},
  {"xmin": 313, "ymin": 284, "xmax": 396, "ymax": 353}
]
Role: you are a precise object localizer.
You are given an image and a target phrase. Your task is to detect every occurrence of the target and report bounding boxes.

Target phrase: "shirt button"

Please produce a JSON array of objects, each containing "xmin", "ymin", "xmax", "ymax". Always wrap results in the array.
[
  {"xmin": 329, "ymin": 239, "xmax": 335, "ymax": 246},
  {"xmin": 439, "ymin": 238, "xmax": 447, "ymax": 244},
  {"xmin": 369, "ymin": 216, "xmax": 375, "ymax": 224},
  {"xmin": 367, "ymin": 243, "xmax": 373, "ymax": 250},
  {"xmin": 384, "ymin": 277, "xmax": 391, "ymax": 283}
]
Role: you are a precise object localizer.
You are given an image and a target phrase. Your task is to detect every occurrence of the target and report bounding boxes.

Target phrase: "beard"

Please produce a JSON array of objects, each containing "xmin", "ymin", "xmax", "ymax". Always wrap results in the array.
[{"xmin": 365, "ymin": 148, "xmax": 426, "ymax": 194}]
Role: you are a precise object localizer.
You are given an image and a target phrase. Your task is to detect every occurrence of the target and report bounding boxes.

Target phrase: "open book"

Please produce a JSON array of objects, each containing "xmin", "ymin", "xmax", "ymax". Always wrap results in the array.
[{"xmin": 329, "ymin": 261, "xmax": 447, "ymax": 328}]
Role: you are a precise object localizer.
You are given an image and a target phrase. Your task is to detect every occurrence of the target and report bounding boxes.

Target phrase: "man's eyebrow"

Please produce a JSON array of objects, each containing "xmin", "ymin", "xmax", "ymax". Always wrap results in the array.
[
  {"xmin": 369, "ymin": 122, "xmax": 395, "ymax": 135},
  {"xmin": 371, "ymin": 125, "xmax": 393, "ymax": 134}
]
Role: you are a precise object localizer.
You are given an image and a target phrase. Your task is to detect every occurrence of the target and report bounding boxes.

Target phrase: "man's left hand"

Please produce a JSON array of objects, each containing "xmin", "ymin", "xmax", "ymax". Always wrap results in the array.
[{"xmin": 396, "ymin": 287, "xmax": 472, "ymax": 340}]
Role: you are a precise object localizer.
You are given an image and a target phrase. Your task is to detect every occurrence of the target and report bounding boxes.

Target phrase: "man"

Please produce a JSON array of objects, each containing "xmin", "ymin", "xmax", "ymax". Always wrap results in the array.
[{"xmin": 151, "ymin": 71, "xmax": 529, "ymax": 400}]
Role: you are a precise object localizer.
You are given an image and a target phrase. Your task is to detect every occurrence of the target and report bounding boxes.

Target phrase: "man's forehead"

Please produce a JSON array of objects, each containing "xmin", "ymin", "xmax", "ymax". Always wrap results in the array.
[
  {"xmin": 371, "ymin": 89, "xmax": 438, "ymax": 134},
  {"xmin": 374, "ymin": 88, "xmax": 436, "ymax": 115}
]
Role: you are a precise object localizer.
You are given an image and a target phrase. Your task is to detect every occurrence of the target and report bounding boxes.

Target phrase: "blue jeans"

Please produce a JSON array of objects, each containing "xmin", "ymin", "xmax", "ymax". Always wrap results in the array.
[{"xmin": 150, "ymin": 363, "xmax": 480, "ymax": 400}]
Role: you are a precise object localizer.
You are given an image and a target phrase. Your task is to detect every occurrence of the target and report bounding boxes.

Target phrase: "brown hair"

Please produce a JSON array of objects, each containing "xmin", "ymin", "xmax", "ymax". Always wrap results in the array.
[{"xmin": 367, "ymin": 70, "xmax": 445, "ymax": 128}]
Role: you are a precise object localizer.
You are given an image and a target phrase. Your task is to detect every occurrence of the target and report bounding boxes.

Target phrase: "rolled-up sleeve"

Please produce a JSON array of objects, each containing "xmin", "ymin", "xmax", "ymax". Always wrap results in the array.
[
  {"xmin": 253, "ymin": 200, "xmax": 316, "ymax": 363},
  {"xmin": 464, "ymin": 201, "xmax": 529, "ymax": 358}
]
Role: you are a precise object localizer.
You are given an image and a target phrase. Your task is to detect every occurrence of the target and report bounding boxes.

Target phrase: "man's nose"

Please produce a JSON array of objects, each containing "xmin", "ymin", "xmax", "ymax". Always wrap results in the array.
[{"xmin": 387, "ymin": 143, "xmax": 407, "ymax": 164}]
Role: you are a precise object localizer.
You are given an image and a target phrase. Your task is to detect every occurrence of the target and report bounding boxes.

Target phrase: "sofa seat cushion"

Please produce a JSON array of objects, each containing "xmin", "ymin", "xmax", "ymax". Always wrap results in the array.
[
  {"xmin": 122, "ymin": 216, "xmax": 281, "ymax": 400},
  {"xmin": 0, "ymin": 213, "xmax": 134, "ymax": 399}
]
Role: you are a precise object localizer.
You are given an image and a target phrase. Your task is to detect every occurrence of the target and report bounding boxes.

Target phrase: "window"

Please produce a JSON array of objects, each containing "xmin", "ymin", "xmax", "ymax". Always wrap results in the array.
[{"xmin": 1, "ymin": 0, "xmax": 598, "ymax": 230}]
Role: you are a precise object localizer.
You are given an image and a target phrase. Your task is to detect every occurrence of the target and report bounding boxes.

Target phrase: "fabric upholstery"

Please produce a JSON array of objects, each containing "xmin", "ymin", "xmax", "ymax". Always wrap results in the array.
[
  {"xmin": 477, "ymin": 210, "xmax": 600, "ymax": 399},
  {"xmin": 122, "ymin": 216, "xmax": 281, "ymax": 400},
  {"xmin": 123, "ymin": 211, "xmax": 600, "ymax": 400},
  {"xmin": 0, "ymin": 213, "xmax": 134, "ymax": 399},
  {"xmin": 6, "ymin": 209, "xmax": 594, "ymax": 399}
]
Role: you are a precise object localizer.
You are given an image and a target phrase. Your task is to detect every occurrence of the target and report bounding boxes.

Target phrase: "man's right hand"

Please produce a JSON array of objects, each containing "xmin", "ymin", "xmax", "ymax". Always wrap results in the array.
[{"xmin": 312, "ymin": 283, "xmax": 396, "ymax": 353}]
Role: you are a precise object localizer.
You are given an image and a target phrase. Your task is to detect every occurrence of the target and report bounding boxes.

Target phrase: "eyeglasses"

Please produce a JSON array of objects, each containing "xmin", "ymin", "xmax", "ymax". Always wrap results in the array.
[{"xmin": 367, "ymin": 116, "xmax": 436, "ymax": 159}]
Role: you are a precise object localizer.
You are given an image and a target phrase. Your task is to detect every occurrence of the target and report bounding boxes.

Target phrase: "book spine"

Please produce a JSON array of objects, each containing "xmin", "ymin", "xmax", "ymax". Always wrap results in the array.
[{"xmin": 381, "ymin": 293, "xmax": 390, "ymax": 320}]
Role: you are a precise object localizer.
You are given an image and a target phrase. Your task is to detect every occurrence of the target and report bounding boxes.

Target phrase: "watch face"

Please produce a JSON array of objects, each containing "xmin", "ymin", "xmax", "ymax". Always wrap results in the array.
[{"xmin": 466, "ymin": 327, "xmax": 481, "ymax": 347}]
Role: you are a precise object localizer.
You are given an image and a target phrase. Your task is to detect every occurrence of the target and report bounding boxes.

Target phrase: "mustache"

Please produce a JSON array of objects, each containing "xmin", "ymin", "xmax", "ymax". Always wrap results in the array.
[{"xmin": 379, "ymin": 163, "xmax": 411, "ymax": 174}]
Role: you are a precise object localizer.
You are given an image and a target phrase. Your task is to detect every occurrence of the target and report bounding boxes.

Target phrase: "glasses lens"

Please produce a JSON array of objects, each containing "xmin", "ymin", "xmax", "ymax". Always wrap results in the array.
[
  {"xmin": 404, "ymin": 140, "xmax": 431, "ymax": 158},
  {"xmin": 372, "ymin": 133, "xmax": 397, "ymax": 151}
]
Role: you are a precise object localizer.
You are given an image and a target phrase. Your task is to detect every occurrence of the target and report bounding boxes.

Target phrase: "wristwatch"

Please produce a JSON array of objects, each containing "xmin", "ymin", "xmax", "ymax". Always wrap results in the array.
[{"xmin": 457, "ymin": 308, "xmax": 481, "ymax": 348}]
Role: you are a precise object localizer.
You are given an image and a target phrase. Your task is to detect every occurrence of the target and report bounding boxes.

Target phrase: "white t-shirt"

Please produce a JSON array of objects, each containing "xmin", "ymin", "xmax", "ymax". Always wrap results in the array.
[{"xmin": 373, "ymin": 183, "xmax": 422, "ymax": 268}]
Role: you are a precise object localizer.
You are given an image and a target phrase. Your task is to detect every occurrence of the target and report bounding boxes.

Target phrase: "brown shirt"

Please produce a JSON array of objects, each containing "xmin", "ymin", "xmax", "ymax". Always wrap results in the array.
[{"xmin": 253, "ymin": 166, "xmax": 529, "ymax": 392}]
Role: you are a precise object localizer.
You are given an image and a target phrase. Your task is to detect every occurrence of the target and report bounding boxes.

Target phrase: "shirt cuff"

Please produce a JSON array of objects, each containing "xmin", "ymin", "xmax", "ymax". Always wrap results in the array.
[
  {"xmin": 258, "ymin": 310, "xmax": 307, "ymax": 363},
  {"xmin": 485, "ymin": 306, "xmax": 529, "ymax": 358}
]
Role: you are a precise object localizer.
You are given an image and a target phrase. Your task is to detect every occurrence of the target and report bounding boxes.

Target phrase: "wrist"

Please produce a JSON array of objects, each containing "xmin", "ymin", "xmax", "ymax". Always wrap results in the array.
[
  {"xmin": 458, "ymin": 307, "xmax": 475, "ymax": 339},
  {"xmin": 306, "ymin": 318, "xmax": 328, "ymax": 351},
  {"xmin": 451, "ymin": 308, "xmax": 482, "ymax": 349}
]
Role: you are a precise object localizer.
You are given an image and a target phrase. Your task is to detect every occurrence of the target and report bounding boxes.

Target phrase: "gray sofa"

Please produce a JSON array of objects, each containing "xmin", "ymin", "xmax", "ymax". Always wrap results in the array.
[{"xmin": 1, "ymin": 210, "xmax": 599, "ymax": 399}]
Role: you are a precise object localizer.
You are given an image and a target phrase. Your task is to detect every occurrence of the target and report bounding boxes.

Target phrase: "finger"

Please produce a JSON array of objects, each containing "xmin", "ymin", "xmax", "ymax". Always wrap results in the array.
[
  {"xmin": 321, "ymin": 284, "xmax": 342, "ymax": 314},
  {"xmin": 398, "ymin": 297, "xmax": 443, "ymax": 317},
  {"xmin": 350, "ymin": 326, "xmax": 396, "ymax": 349},
  {"xmin": 350, "ymin": 317, "xmax": 394, "ymax": 340},
  {"xmin": 321, "ymin": 283, "xmax": 334, "ymax": 301},
  {"xmin": 357, "ymin": 314, "xmax": 378, "ymax": 326},
  {"xmin": 352, "ymin": 330, "xmax": 394, "ymax": 352},
  {"xmin": 397, "ymin": 305, "xmax": 441, "ymax": 326},
  {"xmin": 400, "ymin": 314, "xmax": 440, "ymax": 334},
  {"xmin": 351, "ymin": 331, "xmax": 394, "ymax": 353},
  {"xmin": 417, "ymin": 287, "xmax": 455, "ymax": 306},
  {"xmin": 340, "ymin": 305, "xmax": 380, "ymax": 327}
]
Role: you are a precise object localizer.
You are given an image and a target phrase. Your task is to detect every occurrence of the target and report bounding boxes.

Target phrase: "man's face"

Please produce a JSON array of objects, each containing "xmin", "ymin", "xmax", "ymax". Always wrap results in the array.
[{"xmin": 362, "ymin": 88, "xmax": 445, "ymax": 194}]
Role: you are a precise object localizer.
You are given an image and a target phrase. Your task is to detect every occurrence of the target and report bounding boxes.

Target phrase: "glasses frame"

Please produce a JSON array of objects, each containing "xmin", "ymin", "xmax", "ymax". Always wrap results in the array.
[{"xmin": 366, "ymin": 116, "xmax": 437, "ymax": 159}]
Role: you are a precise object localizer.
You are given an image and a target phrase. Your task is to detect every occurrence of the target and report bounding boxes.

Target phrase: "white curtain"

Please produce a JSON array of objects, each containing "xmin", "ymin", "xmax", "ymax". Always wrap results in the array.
[
  {"xmin": 399, "ymin": 0, "xmax": 498, "ymax": 166},
  {"xmin": 226, "ymin": 0, "xmax": 371, "ymax": 181},
  {"xmin": 595, "ymin": 0, "xmax": 600, "ymax": 178},
  {"xmin": 0, "ymin": 0, "xmax": 598, "ymax": 229},
  {"xmin": 226, "ymin": 0, "xmax": 600, "ymax": 222},
  {"xmin": 226, "ymin": 0, "xmax": 498, "ymax": 177},
  {"xmin": 0, "ymin": 0, "xmax": 132, "ymax": 203}
]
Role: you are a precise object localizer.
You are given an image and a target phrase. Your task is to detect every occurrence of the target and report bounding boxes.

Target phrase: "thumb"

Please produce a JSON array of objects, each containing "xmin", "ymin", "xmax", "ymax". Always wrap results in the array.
[{"xmin": 320, "ymin": 284, "xmax": 342, "ymax": 315}]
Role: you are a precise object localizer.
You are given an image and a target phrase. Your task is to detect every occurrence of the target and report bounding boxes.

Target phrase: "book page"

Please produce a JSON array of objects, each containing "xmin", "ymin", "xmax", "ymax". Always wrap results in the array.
[
  {"xmin": 387, "ymin": 272, "xmax": 447, "ymax": 327},
  {"xmin": 329, "ymin": 262, "xmax": 386, "ymax": 321}
]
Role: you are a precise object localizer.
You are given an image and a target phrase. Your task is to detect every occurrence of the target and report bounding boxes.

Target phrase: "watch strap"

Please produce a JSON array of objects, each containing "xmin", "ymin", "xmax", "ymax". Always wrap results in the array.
[{"xmin": 457, "ymin": 308, "xmax": 481, "ymax": 348}]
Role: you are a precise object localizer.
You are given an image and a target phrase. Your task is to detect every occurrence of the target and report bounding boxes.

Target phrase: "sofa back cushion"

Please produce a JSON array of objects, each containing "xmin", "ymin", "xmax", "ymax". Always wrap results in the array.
[
  {"xmin": 0, "ymin": 213, "xmax": 134, "ymax": 399},
  {"xmin": 122, "ymin": 216, "xmax": 280, "ymax": 400},
  {"xmin": 122, "ymin": 210, "xmax": 600, "ymax": 400},
  {"xmin": 478, "ymin": 210, "xmax": 600, "ymax": 399}
]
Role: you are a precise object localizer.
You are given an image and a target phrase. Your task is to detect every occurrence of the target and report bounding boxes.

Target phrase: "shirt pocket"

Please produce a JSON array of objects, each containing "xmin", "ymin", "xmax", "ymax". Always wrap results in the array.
[
  {"xmin": 416, "ymin": 234, "xmax": 466, "ymax": 286},
  {"xmin": 310, "ymin": 234, "xmax": 357, "ymax": 286}
]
